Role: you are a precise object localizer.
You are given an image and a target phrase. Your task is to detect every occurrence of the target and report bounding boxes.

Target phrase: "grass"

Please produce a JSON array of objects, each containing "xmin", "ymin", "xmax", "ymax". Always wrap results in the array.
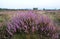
[
  {"xmin": 0, "ymin": 11, "xmax": 60, "ymax": 39},
  {"xmin": 11, "ymin": 34, "xmax": 52, "ymax": 39},
  {"xmin": 0, "ymin": 17, "xmax": 4, "ymax": 22},
  {"xmin": 12, "ymin": 33, "xmax": 27, "ymax": 39}
]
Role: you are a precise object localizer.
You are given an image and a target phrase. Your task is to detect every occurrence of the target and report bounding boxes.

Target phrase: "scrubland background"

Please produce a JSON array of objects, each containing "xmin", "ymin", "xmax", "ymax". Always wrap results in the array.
[{"xmin": 0, "ymin": 9, "xmax": 60, "ymax": 39}]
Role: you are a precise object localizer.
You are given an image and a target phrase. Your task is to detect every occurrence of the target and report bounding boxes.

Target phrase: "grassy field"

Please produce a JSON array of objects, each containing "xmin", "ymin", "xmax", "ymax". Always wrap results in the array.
[{"xmin": 0, "ymin": 10, "xmax": 60, "ymax": 39}]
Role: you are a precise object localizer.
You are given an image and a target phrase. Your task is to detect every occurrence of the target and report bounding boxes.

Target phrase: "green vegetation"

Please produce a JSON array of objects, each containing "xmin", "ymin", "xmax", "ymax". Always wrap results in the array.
[
  {"xmin": 0, "ymin": 18, "xmax": 3, "ymax": 22},
  {"xmin": 0, "ymin": 9, "xmax": 60, "ymax": 39}
]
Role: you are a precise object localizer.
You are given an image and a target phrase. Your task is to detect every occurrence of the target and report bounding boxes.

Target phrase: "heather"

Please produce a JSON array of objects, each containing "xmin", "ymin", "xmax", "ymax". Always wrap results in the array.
[{"xmin": 0, "ymin": 12, "xmax": 59, "ymax": 39}]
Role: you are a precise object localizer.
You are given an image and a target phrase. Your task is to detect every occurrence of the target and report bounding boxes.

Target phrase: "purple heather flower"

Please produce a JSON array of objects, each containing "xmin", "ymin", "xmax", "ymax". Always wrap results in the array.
[
  {"xmin": 32, "ymin": 26, "xmax": 35, "ymax": 32},
  {"xmin": 6, "ymin": 12, "xmax": 57, "ymax": 39}
]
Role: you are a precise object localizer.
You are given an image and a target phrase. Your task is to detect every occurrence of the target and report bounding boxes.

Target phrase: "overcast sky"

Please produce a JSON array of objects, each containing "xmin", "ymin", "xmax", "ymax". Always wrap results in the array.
[{"xmin": 0, "ymin": 0, "xmax": 60, "ymax": 9}]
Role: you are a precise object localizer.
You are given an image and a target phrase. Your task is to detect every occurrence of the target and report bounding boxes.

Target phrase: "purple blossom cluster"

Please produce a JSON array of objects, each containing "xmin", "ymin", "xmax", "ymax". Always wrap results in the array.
[{"xmin": 6, "ymin": 12, "xmax": 58, "ymax": 39}]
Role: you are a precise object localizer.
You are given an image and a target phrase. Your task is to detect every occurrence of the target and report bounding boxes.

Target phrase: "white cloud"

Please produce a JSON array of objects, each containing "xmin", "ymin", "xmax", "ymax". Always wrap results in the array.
[{"xmin": 0, "ymin": 0, "xmax": 60, "ymax": 9}]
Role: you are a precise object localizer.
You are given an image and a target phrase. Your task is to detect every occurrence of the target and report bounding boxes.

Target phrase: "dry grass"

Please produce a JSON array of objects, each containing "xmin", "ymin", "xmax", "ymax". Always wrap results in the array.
[{"xmin": 0, "ymin": 10, "xmax": 60, "ymax": 29}]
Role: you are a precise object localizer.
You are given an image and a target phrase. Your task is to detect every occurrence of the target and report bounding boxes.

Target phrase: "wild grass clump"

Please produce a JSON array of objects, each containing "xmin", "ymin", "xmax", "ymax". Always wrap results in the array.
[
  {"xmin": 0, "ymin": 14, "xmax": 11, "ymax": 39},
  {"xmin": 6, "ymin": 12, "xmax": 58, "ymax": 39}
]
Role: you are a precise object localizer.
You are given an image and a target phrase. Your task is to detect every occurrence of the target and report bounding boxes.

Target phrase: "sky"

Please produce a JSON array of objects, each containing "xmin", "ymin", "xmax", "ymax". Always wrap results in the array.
[{"xmin": 0, "ymin": 0, "xmax": 60, "ymax": 9}]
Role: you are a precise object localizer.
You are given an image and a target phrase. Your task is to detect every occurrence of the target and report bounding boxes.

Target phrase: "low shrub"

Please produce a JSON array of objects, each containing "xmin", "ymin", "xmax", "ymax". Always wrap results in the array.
[{"xmin": 6, "ymin": 12, "xmax": 58, "ymax": 39}]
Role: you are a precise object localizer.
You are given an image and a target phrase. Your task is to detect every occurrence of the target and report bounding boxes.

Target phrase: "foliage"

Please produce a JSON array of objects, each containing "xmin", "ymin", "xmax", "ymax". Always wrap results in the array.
[
  {"xmin": 0, "ymin": 25, "xmax": 7, "ymax": 39},
  {"xmin": 6, "ymin": 12, "xmax": 58, "ymax": 39},
  {"xmin": 0, "ymin": 14, "xmax": 11, "ymax": 39}
]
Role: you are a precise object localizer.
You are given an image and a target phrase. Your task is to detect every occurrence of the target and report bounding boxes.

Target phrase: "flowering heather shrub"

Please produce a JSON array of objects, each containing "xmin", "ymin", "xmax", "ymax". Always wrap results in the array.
[{"xmin": 6, "ymin": 12, "xmax": 58, "ymax": 39}]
